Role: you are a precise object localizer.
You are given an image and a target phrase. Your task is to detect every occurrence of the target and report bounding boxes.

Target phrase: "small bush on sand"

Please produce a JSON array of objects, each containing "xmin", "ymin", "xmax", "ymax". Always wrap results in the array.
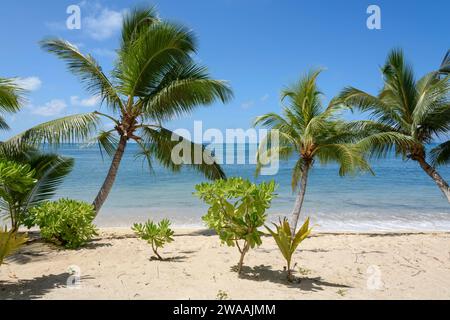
[
  {"xmin": 132, "ymin": 219, "xmax": 174, "ymax": 260},
  {"xmin": 265, "ymin": 217, "xmax": 312, "ymax": 281},
  {"xmin": 195, "ymin": 178, "xmax": 276, "ymax": 274},
  {"xmin": 29, "ymin": 199, "xmax": 97, "ymax": 249},
  {"xmin": 0, "ymin": 226, "xmax": 28, "ymax": 266}
]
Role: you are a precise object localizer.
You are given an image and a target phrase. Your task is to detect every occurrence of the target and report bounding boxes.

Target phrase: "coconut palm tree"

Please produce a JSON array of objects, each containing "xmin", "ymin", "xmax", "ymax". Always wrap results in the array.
[
  {"xmin": 5, "ymin": 7, "xmax": 233, "ymax": 215},
  {"xmin": 339, "ymin": 49, "xmax": 450, "ymax": 202},
  {"xmin": 254, "ymin": 69, "xmax": 372, "ymax": 232},
  {"xmin": 0, "ymin": 77, "xmax": 22, "ymax": 130}
]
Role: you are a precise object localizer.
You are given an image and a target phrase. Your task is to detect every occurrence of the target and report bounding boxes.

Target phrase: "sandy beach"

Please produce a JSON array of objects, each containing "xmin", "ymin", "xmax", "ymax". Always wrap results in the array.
[{"xmin": 1, "ymin": 228, "xmax": 450, "ymax": 300}]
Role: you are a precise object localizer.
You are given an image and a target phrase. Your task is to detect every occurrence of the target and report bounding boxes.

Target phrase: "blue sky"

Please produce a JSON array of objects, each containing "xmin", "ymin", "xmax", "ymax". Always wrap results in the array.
[{"xmin": 0, "ymin": 0, "xmax": 448, "ymax": 141}]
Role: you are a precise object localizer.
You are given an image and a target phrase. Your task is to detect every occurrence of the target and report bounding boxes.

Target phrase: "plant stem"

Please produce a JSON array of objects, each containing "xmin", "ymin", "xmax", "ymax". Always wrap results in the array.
[
  {"xmin": 237, "ymin": 241, "xmax": 250, "ymax": 274},
  {"xmin": 151, "ymin": 242, "xmax": 163, "ymax": 260}
]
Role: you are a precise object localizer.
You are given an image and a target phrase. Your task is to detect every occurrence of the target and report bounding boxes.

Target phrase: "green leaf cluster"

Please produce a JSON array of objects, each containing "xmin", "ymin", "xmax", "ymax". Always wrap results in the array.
[
  {"xmin": 132, "ymin": 218, "xmax": 174, "ymax": 260},
  {"xmin": 266, "ymin": 217, "xmax": 312, "ymax": 281},
  {"xmin": 195, "ymin": 177, "xmax": 277, "ymax": 273},
  {"xmin": 28, "ymin": 199, "xmax": 98, "ymax": 249},
  {"xmin": 0, "ymin": 150, "xmax": 74, "ymax": 231},
  {"xmin": 0, "ymin": 226, "xmax": 28, "ymax": 266}
]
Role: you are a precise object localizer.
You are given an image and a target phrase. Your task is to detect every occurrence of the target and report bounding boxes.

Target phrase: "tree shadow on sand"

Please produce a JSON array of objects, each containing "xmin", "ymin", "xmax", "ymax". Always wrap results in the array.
[
  {"xmin": 239, "ymin": 264, "xmax": 351, "ymax": 292},
  {"xmin": 0, "ymin": 273, "xmax": 72, "ymax": 299},
  {"xmin": 149, "ymin": 255, "xmax": 189, "ymax": 262}
]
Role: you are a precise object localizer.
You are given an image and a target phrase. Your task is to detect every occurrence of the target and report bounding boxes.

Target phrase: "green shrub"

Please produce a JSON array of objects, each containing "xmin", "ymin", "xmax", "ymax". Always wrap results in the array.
[
  {"xmin": 29, "ymin": 199, "xmax": 98, "ymax": 249},
  {"xmin": 265, "ymin": 217, "xmax": 312, "ymax": 281},
  {"xmin": 0, "ymin": 226, "xmax": 28, "ymax": 266},
  {"xmin": 195, "ymin": 177, "xmax": 277, "ymax": 274},
  {"xmin": 132, "ymin": 219, "xmax": 174, "ymax": 260},
  {"xmin": 0, "ymin": 160, "xmax": 36, "ymax": 230}
]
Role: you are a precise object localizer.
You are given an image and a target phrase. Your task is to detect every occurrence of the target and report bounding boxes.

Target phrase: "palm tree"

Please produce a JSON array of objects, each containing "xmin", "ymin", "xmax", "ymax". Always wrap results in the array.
[
  {"xmin": 254, "ymin": 70, "xmax": 371, "ymax": 232},
  {"xmin": 6, "ymin": 7, "xmax": 233, "ymax": 215},
  {"xmin": 339, "ymin": 49, "xmax": 450, "ymax": 202},
  {"xmin": 0, "ymin": 77, "xmax": 22, "ymax": 130},
  {"xmin": 0, "ymin": 147, "xmax": 74, "ymax": 231}
]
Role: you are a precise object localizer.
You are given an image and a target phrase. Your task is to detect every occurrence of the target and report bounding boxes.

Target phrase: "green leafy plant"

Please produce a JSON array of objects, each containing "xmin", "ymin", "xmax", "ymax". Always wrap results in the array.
[
  {"xmin": 0, "ymin": 226, "xmax": 28, "ymax": 266},
  {"xmin": 132, "ymin": 219, "xmax": 174, "ymax": 260},
  {"xmin": 0, "ymin": 160, "xmax": 37, "ymax": 230},
  {"xmin": 216, "ymin": 290, "xmax": 230, "ymax": 300},
  {"xmin": 28, "ymin": 199, "xmax": 98, "ymax": 249},
  {"xmin": 0, "ymin": 77, "xmax": 23, "ymax": 130},
  {"xmin": 265, "ymin": 217, "xmax": 312, "ymax": 281},
  {"xmin": 195, "ymin": 177, "xmax": 277, "ymax": 274},
  {"xmin": 0, "ymin": 150, "xmax": 74, "ymax": 231}
]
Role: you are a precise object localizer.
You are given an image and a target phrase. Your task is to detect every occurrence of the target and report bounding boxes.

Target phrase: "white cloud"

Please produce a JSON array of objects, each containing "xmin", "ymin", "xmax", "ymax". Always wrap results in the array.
[
  {"xmin": 15, "ymin": 77, "xmax": 42, "ymax": 91},
  {"xmin": 70, "ymin": 95, "xmax": 101, "ymax": 107},
  {"xmin": 260, "ymin": 94, "xmax": 269, "ymax": 102},
  {"xmin": 32, "ymin": 99, "xmax": 67, "ymax": 117},
  {"xmin": 84, "ymin": 8, "xmax": 125, "ymax": 40},
  {"xmin": 241, "ymin": 100, "xmax": 255, "ymax": 109}
]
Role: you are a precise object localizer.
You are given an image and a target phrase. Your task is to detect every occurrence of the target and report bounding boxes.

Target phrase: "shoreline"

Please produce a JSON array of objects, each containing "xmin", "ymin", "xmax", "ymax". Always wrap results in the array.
[{"xmin": 95, "ymin": 226, "xmax": 450, "ymax": 236}]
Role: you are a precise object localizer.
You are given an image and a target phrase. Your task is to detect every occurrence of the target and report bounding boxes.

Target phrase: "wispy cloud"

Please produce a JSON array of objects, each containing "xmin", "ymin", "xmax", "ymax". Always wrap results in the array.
[
  {"xmin": 241, "ymin": 94, "xmax": 269, "ymax": 109},
  {"xmin": 241, "ymin": 100, "xmax": 255, "ymax": 109},
  {"xmin": 32, "ymin": 99, "xmax": 67, "ymax": 117},
  {"xmin": 15, "ymin": 77, "xmax": 42, "ymax": 91},
  {"xmin": 70, "ymin": 95, "xmax": 101, "ymax": 107},
  {"xmin": 83, "ymin": 7, "xmax": 125, "ymax": 40}
]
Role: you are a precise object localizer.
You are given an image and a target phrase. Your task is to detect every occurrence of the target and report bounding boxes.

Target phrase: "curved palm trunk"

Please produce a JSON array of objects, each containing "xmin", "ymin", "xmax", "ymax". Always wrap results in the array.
[
  {"xmin": 417, "ymin": 157, "xmax": 450, "ymax": 203},
  {"xmin": 290, "ymin": 163, "xmax": 311, "ymax": 233},
  {"xmin": 92, "ymin": 135, "xmax": 128, "ymax": 214}
]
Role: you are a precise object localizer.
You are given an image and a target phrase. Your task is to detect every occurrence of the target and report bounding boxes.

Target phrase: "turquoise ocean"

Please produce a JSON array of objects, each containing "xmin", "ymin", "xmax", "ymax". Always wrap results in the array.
[{"xmin": 52, "ymin": 143, "xmax": 450, "ymax": 231}]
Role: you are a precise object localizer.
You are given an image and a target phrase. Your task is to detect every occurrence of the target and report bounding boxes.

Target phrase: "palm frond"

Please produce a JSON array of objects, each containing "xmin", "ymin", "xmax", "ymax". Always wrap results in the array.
[
  {"xmin": 430, "ymin": 141, "xmax": 450, "ymax": 167},
  {"xmin": 0, "ymin": 78, "xmax": 24, "ymax": 114},
  {"xmin": 115, "ymin": 21, "xmax": 197, "ymax": 98},
  {"xmin": 338, "ymin": 86, "xmax": 402, "ymax": 127},
  {"xmin": 121, "ymin": 6, "xmax": 159, "ymax": 50},
  {"xmin": 315, "ymin": 143, "xmax": 372, "ymax": 176},
  {"xmin": 5, "ymin": 112, "xmax": 100, "ymax": 148},
  {"xmin": 138, "ymin": 126, "xmax": 225, "ymax": 180},
  {"xmin": 413, "ymin": 73, "xmax": 450, "ymax": 137},
  {"xmin": 0, "ymin": 78, "xmax": 24, "ymax": 130},
  {"xmin": 142, "ymin": 62, "xmax": 233, "ymax": 121},
  {"xmin": 356, "ymin": 131, "xmax": 416, "ymax": 159},
  {"xmin": 40, "ymin": 39, "xmax": 124, "ymax": 112},
  {"xmin": 88, "ymin": 129, "xmax": 119, "ymax": 158},
  {"xmin": 24, "ymin": 153, "xmax": 74, "ymax": 208}
]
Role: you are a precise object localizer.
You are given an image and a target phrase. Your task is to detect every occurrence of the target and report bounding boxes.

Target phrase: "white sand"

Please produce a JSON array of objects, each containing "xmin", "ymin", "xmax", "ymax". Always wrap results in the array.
[{"xmin": 1, "ymin": 228, "xmax": 450, "ymax": 300}]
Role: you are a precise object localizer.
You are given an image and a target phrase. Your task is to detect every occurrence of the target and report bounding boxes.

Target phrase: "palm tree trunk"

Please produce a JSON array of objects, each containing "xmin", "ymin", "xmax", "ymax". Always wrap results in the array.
[
  {"xmin": 416, "ymin": 157, "xmax": 450, "ymax": 203},
  {"xmin": 92, "ymin": 135, "xmax": 128, "ymax": 214},
  {"xmin": 291, "ymin": 163, "xmax": 311, "ymax": 233}
]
